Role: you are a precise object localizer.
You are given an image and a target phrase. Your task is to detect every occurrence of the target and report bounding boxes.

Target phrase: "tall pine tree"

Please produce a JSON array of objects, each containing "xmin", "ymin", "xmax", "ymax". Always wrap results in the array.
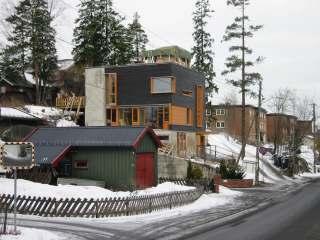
[
  {"xmin": 192, "ymin": 0, "xmax": 217, "ymax": 104},
  {"xmin": 222, "ymin": 0, "xmax": 263, "ymax": 162},
  {"xmin": 73, "ymin": 0, "xmax": 132, "ymax": 67},
  {"xmin": 30, "ymin": 0, "xmax": 57, "ymax": 104},
  {"xmin": 1, "ymin": 0, "xmax": 31, "ymax": 84},
  {"xmin": 1, "ymin": 0, "xmax": 57, "ymax": 104},
  {"xmin": 127, "ymin": 12, "xmax": 148, "ymax": 63}
]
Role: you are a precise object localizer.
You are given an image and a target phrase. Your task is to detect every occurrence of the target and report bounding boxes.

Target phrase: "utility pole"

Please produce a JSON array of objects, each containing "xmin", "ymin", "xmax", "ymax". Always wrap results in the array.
[
  {"xmin": 255, "ymin": 80, "xmax": 262, "ymax": 185},
  {"xmin": 313, "ymin": 103, "xmax": 317, "ymax": 173}
]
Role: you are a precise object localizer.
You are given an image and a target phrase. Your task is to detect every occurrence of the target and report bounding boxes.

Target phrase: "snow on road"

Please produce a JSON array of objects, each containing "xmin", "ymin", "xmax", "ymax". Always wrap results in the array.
[
  {"xmin": 0, "ymin": 179, "xmax": 195, "ymax": 199},
  {"xmin": 0, "ymin": 227, "xmax": 64, "ymax": 240}
]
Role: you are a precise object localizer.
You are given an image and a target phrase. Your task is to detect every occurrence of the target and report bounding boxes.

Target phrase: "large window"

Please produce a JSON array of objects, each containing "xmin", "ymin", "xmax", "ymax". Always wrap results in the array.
[
  {"xmin": 106, "ymin": 73, "xmax": 117, "ymax": 105},
  {"xmin": 151, "ymin": 77, "xmax": 176, "ymax": 93}
]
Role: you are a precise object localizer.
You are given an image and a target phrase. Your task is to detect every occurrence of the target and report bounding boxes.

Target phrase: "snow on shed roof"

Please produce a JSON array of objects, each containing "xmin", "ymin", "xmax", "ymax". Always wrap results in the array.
[{"xmin": 0, "ymin": 107, "xmax": 40, "ymax": 120}]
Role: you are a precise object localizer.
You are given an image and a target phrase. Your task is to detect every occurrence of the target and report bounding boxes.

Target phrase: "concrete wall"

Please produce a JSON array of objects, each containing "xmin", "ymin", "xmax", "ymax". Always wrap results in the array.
[
  {"xmin": 157, "ymin": 154, "xmax": 216, "ymax": 179},
  {"xmin": 85, "ymin": 67, "xmax": 106, "ymax": 126}
]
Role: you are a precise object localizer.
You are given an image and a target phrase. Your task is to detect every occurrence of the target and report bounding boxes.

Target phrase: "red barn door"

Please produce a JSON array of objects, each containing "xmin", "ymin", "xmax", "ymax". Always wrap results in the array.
[{"xmin": 136, "ymin": 153, "xmax": 154, "ymax": 188}]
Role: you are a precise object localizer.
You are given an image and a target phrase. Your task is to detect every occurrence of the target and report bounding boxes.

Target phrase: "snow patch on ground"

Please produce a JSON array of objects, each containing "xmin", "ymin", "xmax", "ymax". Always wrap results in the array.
[
  {"xmin": 0, "ymin": 179, "xmax": 195, "ymax": 199},
  {"xmin": 56, "ymin": 119, "xmax": 78, "ymax": 127},
  {"xmin": 0, "ymin": 227, "xmax": 64, "ymax": 240}
]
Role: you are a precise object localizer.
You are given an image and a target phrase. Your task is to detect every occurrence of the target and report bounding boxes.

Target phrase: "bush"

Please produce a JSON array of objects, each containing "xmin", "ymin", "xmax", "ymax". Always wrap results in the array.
[
  {"xmin": 186, "ymin": 161, "xmax": 203, "ymax": 180},
  {"xmin": 192, "ymin": 166, "xmax": 203, "ymax": 180},
  {"xmin": 219, "ymin": 161, "xmax": 246, "ymax": 180}
]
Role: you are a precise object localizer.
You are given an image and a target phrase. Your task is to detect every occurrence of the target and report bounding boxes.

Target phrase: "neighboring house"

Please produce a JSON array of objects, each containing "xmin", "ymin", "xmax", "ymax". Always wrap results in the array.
[
  {"xmin": 296, "ymin": 120, "xmax": 313, "ymax": 137},
  {"xmin": 0, "ymin": 77, "xmax": 35, "ymax": 107},
  {"xmin": 207, "ymin": 105, "xmax": 267, "ymax": 145},
  {"xmin": 0, "ymin": 107, "xmax": 47, "ymax": 141},
  {"xmin": 25, "ymin": 127, "xmax": 162, "ymax": 189},
  {"xmin": 266, "ymin": 113, "xmax": 297, "ymax": 146},
  {"xmin": 84, "ymin": 60, "xmax": 206, "ymax": 158},
  {"xmin": 143, "ymin": 45, "xmax": 191, "ymax": 68}
]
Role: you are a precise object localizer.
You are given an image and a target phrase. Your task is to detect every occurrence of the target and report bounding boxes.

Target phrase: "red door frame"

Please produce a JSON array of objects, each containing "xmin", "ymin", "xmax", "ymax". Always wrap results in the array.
[{"xmin": 135, "ymin": 153, "xmax": 155, "ymax": 188}]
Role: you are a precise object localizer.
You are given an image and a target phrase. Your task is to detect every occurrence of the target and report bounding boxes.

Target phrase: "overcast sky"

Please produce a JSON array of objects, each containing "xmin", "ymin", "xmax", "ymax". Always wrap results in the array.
[{"xmin": 1, "ymin": 0, "xmax": 320, "ymax": 113}]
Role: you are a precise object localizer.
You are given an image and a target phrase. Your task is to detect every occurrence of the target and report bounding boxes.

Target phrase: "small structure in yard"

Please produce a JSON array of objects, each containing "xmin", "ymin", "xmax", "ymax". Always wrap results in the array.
[{"xmin": 25, "ymin": 127, "xmax": 162, "ymax": 189}]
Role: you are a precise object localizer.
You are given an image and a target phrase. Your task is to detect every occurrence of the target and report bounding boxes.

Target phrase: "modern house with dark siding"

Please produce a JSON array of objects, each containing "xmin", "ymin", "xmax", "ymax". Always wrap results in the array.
[{"xmin": 85, "ymin": 55, "xmax": 206, "ymax": 158}]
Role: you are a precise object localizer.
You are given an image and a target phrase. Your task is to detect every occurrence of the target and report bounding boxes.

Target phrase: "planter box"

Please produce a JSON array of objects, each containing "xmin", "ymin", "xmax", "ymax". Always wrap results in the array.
[{"xmin": 221, "ymin": 179, "xmax": 253, "ymax": 188}]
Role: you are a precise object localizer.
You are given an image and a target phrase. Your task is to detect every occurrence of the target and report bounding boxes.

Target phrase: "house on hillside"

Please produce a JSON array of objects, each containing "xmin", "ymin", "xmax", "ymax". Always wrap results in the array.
[
  {"xmin": 143, "ymin": 46, "xmax": 192, "ymax": 68},
  {"xmin": 0, "ymin": 76, "xmax": 35, "ymax": 107},
  {"xmin": 84, "ymin": 47, "xmax": 206, "ymax": 158},
  {"xmin": 25, "ymin": 127, "xmax": 161, "ymax": 189},
  {"xmin": 0, "ymin": 107, "xmax": 47, "ymax": 141},
  {"xmin": 296, "ymin": 120, "xmax": 313, "ymax": 137},
  {"xmin": 266, "ymin": 113, "xmax": 297, "ymax": 146},
  {"xmin": 207, "ymin": 104, "xmax": 267, "ymax": 145}
]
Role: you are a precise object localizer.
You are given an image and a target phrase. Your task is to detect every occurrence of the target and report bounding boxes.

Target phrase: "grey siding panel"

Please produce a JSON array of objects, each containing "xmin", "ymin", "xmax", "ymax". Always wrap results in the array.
[{"xmin": 106, "ymin": 64, "xmax": 173, "ymax": 105}]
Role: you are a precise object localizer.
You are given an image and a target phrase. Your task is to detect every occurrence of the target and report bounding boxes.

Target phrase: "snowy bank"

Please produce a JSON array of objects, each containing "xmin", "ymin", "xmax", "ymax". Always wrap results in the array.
[
  {"xmin": 0, "ymin": 179, "xmax": 195, "ymax": 199},
  {"xmin": 0, "ymin": 227, "xmax": 63, "ymax": 240},
  {"xmin": 208, "ymin": 133, "xmax": 293, "ymax": 184}
]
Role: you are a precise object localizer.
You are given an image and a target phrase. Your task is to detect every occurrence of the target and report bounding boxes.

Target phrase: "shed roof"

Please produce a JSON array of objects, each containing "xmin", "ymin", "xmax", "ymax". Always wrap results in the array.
[
  {"xmin": 25, "ymin": 127, "xmax": 161, "ymax": 165},
  {"xmin": 0, "ymin": 107, "xmax": 41, "ymax": 121}
]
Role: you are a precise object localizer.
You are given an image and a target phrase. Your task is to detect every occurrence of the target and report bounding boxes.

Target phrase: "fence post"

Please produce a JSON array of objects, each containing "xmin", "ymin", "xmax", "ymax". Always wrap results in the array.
[
  {"xmin": 95, "ymin": 200, "xmax": 99, "ymax": 218},
  {"xmin": 149, "ymin": 197, "xmax": 152, "ymax": 213},
  {"xmin": 125, "ymin": 199, "xmax": 129, "ymax": 216}
]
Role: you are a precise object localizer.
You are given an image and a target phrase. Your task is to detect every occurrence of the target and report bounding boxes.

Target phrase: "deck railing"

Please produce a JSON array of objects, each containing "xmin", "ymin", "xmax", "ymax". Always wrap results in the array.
[{"xmin": 55, "ymin": 96, "xmax": 85, "ymax": 109}]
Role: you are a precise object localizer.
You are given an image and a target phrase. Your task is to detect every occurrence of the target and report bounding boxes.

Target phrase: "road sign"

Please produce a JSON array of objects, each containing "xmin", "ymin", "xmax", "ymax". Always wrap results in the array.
[{"xmin": 0, "ymin": 142, "xmax": 35, "ymax": 168}]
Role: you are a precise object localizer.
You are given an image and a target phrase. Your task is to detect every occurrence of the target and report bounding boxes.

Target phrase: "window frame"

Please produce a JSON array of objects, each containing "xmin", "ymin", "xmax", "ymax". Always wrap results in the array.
[
  {"xmin": 215, "ymin": 109, "xmax": 225, "ymax": 116},
  {"xmin": 74, "ymin": 160, "xmax": 88, "ymax": 169},
  {"xmin": 150, "ymin": 76, "xmax": 176, "ymax": 94},
  {"xmin": 216, "ymin": 121, "xmax": 225, "ymax": 129}
]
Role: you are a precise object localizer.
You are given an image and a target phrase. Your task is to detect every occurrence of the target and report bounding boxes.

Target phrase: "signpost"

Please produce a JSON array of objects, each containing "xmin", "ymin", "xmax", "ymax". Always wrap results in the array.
[{"xmin": 0, "ymin": 142, "xmax": 34, "ymax": 234}]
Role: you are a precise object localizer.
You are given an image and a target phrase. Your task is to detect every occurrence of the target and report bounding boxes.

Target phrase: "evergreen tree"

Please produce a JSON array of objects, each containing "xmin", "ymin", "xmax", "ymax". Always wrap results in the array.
[
  {"xmin": 73, "ymin": 0, "xmax": 132, "ymax": 67},
  {"xmin": 30, "ymin": 0, "xmax": 57, "ymax": 104},
  {"xmin": 1, "ymin": 0, "xmax": 57, "ymax": 104},
  {"xmin": 127, "ymin": 12, "xmax": 148, "ymax": 63},
  {"xmin": 1, "ymin": 0, "xmax": 31, "ymax": 84},
  {"xmin": 191, "ymin": 0, "xmax": 217, "ymax": 103},
  {"xmin": 222, "ymin": 0, "xmax": 263, "ymax": 162}
]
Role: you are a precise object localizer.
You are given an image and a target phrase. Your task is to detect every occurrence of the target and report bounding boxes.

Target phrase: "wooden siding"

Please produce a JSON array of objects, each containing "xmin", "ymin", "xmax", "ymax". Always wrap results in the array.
[
  {"xmin": 196, "ymin": 85, "xmax": 204, "ymax": 128},
  {"xmin": 72, "ymin": 147, "xmax": 135, "ymax": 188},
  {"xmin": 170, "ymin": 105, "xmax": 192, "ymax": 126}
]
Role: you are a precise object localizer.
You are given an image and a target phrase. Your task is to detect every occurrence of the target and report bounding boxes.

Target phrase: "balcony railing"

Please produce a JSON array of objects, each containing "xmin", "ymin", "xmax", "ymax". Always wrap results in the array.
[{"xmin": 56, "ymin": 96, "xmax": 85, "ymax": 109}]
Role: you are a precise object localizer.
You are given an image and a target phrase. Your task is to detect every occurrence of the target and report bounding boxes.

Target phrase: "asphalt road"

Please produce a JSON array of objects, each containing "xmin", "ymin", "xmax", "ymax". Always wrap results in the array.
[
  {"xmin": 6, "ymin": 179, "xmax": 318, "ymax": 240},
  {"xmin": 185, "ymin": 178, "xmax": 320, "ymax": 240}
]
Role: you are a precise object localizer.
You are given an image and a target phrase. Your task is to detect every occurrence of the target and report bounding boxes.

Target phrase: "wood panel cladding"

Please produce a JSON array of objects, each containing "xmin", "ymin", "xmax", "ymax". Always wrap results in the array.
[
  {"xmin": 170, "ymin": 105, "xmax": 192, "ymax": 126},
  {"xmin": 196, "ymin": 85, "xmax": 204, "ymax": 128}
]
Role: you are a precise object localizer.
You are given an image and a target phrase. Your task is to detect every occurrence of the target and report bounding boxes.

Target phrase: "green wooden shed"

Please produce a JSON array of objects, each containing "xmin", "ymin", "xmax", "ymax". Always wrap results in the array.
[{"xmin": 26, "ymin": 127, "xmax": 162, "ymax": 189}]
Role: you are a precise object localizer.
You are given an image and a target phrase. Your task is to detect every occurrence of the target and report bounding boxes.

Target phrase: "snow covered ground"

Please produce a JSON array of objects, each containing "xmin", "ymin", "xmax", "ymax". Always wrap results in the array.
[
  {"xmin": 207, "ymin": 133, "xmax": 316, "ymax": 184},
  {"xmin": 0, "ymin": 227, "xmax": 64, "ymax": 240},
  {"xmin": 0, "ymin": 179, "xmax": 195, "ymax": 199}
]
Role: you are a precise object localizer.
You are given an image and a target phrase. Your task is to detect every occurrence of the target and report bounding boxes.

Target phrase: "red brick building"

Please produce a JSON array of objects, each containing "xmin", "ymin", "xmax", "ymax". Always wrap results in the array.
[{"xmin": 207, "ymin": 105, "xmax": 267, "ymax": 144}]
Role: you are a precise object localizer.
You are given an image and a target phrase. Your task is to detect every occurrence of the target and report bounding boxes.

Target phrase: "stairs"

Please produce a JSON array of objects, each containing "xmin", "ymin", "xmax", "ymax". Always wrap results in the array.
[{"xmin": 159, "ymin": 143, "xmax": 175, "ymax": 156}]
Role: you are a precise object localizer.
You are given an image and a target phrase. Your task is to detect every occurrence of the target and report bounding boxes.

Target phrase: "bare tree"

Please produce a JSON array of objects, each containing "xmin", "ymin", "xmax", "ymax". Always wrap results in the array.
[
  {"xmin": 296, "ymin": 96, "xmax": 314, "ymax": 120},
  {"xmin": 268, "ymin": 88, "xmax": 296, "ymax": 114}
]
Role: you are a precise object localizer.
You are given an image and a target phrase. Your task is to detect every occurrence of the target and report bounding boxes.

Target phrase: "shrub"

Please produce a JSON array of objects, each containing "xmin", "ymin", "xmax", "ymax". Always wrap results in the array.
[
  {"xmin": 219, "ymin": 160, "xmax": 246, "ymax": 179},
  {"xmin": 186, "ymin": 161, "xmax": 203, "ymax": 180},
  {"xmin": 192, "ymin": 166, "xmax": 203, "ymax": 180}
]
